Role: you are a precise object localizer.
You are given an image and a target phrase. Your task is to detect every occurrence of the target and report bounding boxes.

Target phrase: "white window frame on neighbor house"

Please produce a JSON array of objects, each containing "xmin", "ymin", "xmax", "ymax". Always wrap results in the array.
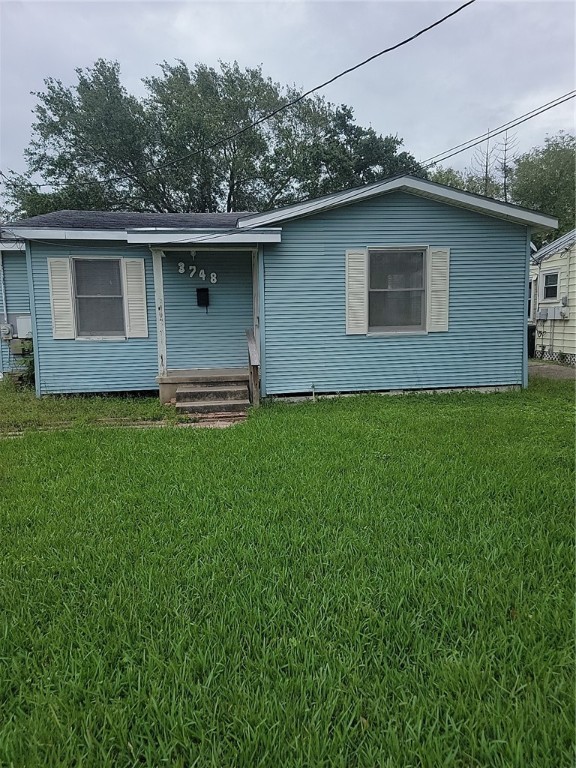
[
  {"xmin": 367, "ymin": 246, "xmax": 428, "ymax": 335},
  {"xmin": 72, "ymin": 257, "xmax": 126, "ymax": 340},
  {"xmin": 540, "ymin": 270, "xmax": 559, "ymax": 302}
]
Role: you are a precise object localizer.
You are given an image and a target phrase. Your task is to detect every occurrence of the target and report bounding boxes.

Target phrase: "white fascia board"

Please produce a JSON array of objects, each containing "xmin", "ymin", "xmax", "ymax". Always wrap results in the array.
[
  {"xmin": 8, "ymin": 228, "xmax": 128, "ymax": 241},
  {"xmin": 406, "ymin": 179, "xmax": 559, "ymax": 229},
  {"xmin": 126, "ymin": 229, "xmax": 282, "ymax": 244},
  {"xmin": 0, "ymin": 240, "xmax": 25, "ymax": 251},
  {"xmin": 238, "ymin": 177, "xmax": 559, "ymax": 230}
]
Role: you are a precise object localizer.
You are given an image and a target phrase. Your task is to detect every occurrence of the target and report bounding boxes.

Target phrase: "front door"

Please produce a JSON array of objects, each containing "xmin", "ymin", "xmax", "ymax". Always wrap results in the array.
[{"xmin": 162, "ymin": 250, "xmax": 253, "ymax": 370}]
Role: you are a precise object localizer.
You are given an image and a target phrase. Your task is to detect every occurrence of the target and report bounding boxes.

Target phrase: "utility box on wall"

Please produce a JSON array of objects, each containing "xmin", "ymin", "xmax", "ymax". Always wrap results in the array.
[{"xmin": 16, "ymin": 315, "xmax": 32, "ymax": 338}]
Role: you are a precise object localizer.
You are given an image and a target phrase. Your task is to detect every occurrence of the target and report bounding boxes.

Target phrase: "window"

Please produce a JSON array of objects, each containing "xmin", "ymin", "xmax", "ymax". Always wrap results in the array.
[
  {"xmin": 543, "ymin": 272, "xmax": 559, "ymax": 300},
  {"xmin": 368, "ymin": 248, "xmax": 426, "ymax": 332},
  {"xmin": 73, "ymin": 259, "xmax": 125, "ymax": 337}
]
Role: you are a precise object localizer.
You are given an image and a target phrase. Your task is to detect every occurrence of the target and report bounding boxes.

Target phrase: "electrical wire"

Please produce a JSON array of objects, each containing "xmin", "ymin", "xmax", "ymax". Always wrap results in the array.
[
  {"xmin": 2, "ymin": 0, "xmax": 477, "ymax": 192},
  {"xmin": 422, "ymin": 92, "xmax": 575, "ymax": 167},
  {"xmin": 421, "ymin": 90, "xmax": 575, "ymax": 165}
]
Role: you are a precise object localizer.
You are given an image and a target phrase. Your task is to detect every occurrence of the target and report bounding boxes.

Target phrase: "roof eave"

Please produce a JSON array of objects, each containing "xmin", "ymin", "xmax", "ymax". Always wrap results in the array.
[
  {"xmin": 238, "ymin": 177, "xmax": 559, "ymax": 231},
  {"xmin": 5, "ymin": 227, "xmax": 282, "ymax": 245}
]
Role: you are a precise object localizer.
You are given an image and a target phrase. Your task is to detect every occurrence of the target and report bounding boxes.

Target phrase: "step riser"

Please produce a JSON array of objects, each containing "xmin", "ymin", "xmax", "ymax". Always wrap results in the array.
[
  {"xmin": 176, "ymin": 386, "xmax": 249, "ymax": 403},
  {"xmin": 174, "ymin": 378, "xmax": 248, "ymax": 389},
  {"xmin": 176, "ymin": 400, "xmax": 249, "ymax": 414}
]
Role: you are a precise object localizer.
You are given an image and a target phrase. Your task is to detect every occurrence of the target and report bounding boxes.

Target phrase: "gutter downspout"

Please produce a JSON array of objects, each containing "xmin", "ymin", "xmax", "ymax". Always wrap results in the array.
[
  {"xmin": 0, "ymin": 252, "xmax": 8, "ymax": 323},
  {"xmin": 522, "ymin": 230, "xmax": 530, "ymax": 388},
  {"xmin": 0, "ymin": 252, "xmax": 5, "ymax": 379}
]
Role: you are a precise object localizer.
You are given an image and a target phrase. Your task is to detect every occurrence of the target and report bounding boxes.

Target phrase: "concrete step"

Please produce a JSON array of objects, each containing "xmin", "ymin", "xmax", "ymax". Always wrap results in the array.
[
  {"xmin": 161, "ymin": 371, "xmax": 249, "ymax": 385},
  {"xmin": 175, "ymin": 384, "xmax": 249, "ymax": 403},
  {"xmin": 175, "ymin": 398, "xmax": 249, "ymax": 414}
]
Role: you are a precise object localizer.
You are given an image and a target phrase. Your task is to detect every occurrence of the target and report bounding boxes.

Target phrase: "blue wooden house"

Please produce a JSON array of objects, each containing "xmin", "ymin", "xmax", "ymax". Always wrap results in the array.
[{"xmin": 0, "ymin": 175, "xmax": 557, "ymax": 412}]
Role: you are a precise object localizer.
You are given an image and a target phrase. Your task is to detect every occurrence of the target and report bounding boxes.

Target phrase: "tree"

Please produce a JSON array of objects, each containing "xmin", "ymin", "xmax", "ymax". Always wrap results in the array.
[
  {"xmin": 468, "ymin": 132, "xmax": 503, "ymax": 199},
  {"xmin": 428, "ymin": 163, "xmax": 501, "ymax": 197},
  {"xmin": 509, "ymin": 132, "xmax": 575, "ymax": 243},
  {"xmin": 495, "ymin": 131, "xmax": 518, "ymax": 203},
  {"xmin": 1, "ymin": 59, "xmax": 426, "ymax": 217}
]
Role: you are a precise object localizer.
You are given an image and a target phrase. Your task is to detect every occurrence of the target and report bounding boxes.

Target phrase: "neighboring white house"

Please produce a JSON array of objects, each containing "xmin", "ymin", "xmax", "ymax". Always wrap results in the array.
[{"xmin": 529, "ymin": 229, "xmax": 576, "ymax": 365}]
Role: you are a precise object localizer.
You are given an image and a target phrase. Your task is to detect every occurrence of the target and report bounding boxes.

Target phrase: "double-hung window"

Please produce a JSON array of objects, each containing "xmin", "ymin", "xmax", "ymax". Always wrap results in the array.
[
  {"xmin": 345, "ymin": 245, "xmax": 449, "ymax": 335},
  {"xmin": 542, "ymin": 272, "xmax": 559, "ymax": 301},
  {"xmin": 73, "ymin": 259, "xmax": 125, "ymax": 337},
  {"xmin": 47, "ymin": 256, "xmax": 148, "ymax": 340},
  {"xmin": 368, "ymin": 248, "xmax": 426, "ymax": 332}
]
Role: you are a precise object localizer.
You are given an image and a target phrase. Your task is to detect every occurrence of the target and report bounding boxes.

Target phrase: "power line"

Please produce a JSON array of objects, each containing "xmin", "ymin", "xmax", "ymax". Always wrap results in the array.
[
  {"xmin": 4, "ymin": 0, "xmax": 477, "ymax": 192},
  {"xmin": 422, "ymin": 90, "xmax": 576, "ymax": 165},
  {"xmin": 422, "ymin": 92, "xmax": 576, "ymax": 167}
]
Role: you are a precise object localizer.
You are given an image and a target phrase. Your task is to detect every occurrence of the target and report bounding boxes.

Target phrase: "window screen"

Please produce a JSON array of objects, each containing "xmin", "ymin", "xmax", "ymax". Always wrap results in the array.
[
  {"xmin": 543, "ymin": 273, "xmax": 558, "ymax": 300},
  {"xmin": 74, "ymin": 259, "xmax": 125, "ymax": 337},
  {"xmin": 368, "ymin": 249, "xmax": 425, "ymax": 331}
]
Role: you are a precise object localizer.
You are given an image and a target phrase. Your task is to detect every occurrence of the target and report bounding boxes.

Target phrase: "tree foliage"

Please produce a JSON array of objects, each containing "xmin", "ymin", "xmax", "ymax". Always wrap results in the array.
[
  {"xmin": 430, "ymin": 131, "xmax": 575, "ymax": 245},
  {"xmin": 2, "ymin": 59, "xmax": 425, "ymax": 216},
  {"xmin": 509, "ymin": 132, "xmax": 575, "ymax": 240}
]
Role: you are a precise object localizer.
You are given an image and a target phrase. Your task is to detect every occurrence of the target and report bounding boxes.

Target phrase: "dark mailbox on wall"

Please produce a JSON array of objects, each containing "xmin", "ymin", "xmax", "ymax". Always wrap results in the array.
[{"xmin": 196, "ymin": 287, "xmax": 209, "ymax": 309}]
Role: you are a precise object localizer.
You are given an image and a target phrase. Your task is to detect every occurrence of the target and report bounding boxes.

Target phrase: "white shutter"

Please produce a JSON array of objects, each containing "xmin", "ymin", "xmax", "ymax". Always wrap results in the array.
[
  {"xmin": 345, "ymin": 248, "xmax": 368, "ymax": 335},
  {"xmin": 48, "ymin": 258, "xmax": 75, "ymax": 339},
  {"xmin": 427, "ymin": 247, "xmax": 450, "ymax": 332},
  {"xmin": 122, "ymin": 258, "xmax": 148, "ymax": 338}
]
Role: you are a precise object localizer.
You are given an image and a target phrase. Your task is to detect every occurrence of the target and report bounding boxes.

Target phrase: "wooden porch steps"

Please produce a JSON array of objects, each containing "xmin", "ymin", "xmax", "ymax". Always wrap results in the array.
[{"xmin": 165, "ymin": 371, "xmax": 250, "ymax": 421}]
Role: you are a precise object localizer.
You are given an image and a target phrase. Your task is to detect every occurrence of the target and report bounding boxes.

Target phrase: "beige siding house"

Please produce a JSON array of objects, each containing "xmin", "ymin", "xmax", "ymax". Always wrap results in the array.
[{"xmin": 529, "ymin": 229, "xmax": 576, "ymax": 365}]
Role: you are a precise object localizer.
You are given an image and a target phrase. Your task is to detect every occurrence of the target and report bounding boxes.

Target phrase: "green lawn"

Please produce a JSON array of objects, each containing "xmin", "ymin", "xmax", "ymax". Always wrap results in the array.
[{"xmin": 0, "ymin": 378, "xmax": 573, "ymax": 767}]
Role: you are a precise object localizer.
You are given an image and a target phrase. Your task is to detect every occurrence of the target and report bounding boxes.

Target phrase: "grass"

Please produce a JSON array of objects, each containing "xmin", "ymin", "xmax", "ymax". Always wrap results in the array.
[
  {"xmin": 0, "ymin": 377, "xmax": 573, "ymax": 767},
  {"xmin": 0, "ymin": 378, "xmax": 179, "ymax": 431}
]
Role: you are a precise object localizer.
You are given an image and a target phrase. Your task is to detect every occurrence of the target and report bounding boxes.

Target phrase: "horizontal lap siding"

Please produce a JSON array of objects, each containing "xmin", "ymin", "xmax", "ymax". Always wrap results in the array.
[
  {"xmin": 30, "ymin": 242, "xmax": 158, "ymax": 394},
  {"xmin": 1, "ymin": 252, "xmax": 30, "ymax": 375},
  {"xmin": 262, "ymin": 191, "xmax": 528, "ymax": 394},
  {"xmin": 163, "ymin": 251, "xmax": 253, "ymax": 369},
  {"xmin": 531, "ymin": 245, "xmax": 576, "ymax": 356}
]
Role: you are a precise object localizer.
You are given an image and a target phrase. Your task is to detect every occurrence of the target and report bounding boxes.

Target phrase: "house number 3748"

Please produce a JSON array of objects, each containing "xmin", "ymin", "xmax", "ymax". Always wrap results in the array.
[{"xmin": 178, "ymin": 262, "xmax": 217, "ymax": 283}]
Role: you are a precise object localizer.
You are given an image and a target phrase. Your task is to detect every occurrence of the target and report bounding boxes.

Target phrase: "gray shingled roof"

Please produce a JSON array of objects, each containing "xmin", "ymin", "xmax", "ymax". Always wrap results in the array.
[
  {"xmin": 6, "ymin": 210, "xmax": 254, "ymax": 230},
  {"xmin": 532, "ymin": 228, "xmax": 576, "ymax": 264}
]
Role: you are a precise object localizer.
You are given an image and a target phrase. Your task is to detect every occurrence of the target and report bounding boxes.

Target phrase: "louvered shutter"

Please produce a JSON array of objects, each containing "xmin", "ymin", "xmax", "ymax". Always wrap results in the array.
[
  {"xmin": 48, "ymin": 258, "xmax": 75, "ymax": 339},
  {"xmin": 345, "ymin": 248, "xmax": 368, "ymax": 335},
  {"xmin": 122, "ymin": 258, "xmax": 148, "ymax": 338},
  {"xmin": 427, "ymin": 247, "xmax": 450, "ymax": 332}
]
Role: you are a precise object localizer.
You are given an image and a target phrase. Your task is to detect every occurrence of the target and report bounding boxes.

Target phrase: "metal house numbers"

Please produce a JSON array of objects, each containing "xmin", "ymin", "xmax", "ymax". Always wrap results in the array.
[{"xmin": 177, "ymin": 262, "xmax": 217, "ymax": 283}]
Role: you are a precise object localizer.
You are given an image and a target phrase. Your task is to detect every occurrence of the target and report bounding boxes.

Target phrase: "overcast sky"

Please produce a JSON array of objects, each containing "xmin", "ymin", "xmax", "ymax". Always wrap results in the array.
[{"xmin": 1, "ymin": 0, "xmax": 574, "ymax": 183}]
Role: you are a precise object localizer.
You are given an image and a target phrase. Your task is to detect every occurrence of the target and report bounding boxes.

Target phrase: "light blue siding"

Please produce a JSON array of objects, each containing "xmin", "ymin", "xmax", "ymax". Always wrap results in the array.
[
  {"xmin": 163, "ymin": 250, "xmax": 253, "ymax": 370},
  {"xmin": 28, "ymin": 242, "xmax": 158, "ymax": 394},
  {"xmin": 0, "ymin": 251, "xmax": 30, "ymax": 375},
  {"xmin": 262, "ymin": 191, "xmax": 529, "ymax": 395}
]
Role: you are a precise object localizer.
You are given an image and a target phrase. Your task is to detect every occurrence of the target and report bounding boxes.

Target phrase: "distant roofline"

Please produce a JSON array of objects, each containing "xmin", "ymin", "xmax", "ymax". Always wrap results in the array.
[{"xmin": 532, "ymin": 228, "xmax": 576, "ymax": 264}]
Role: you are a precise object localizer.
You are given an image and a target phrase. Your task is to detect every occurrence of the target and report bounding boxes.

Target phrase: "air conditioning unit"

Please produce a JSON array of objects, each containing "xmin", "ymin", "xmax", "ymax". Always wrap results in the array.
[{"xmin": 537, "ymin": 308, "xmax": 548, "ymax": 321}]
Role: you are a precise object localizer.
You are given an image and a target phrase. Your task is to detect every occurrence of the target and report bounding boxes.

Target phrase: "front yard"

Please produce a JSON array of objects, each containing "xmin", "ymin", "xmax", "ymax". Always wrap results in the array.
[{"xmin": 0, "ymin": 378, "xmax": 573, "ymax": 766}]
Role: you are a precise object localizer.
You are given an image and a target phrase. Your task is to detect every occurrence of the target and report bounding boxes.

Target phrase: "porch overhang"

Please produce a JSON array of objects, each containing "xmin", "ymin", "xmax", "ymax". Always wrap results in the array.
[
  {"xmin": 7, "ymin": 227, "xmax": 282, "ymax": 245},
  {"xmin": 127, "ymin": 228, "xmax": 282, "ymax": 244}
]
